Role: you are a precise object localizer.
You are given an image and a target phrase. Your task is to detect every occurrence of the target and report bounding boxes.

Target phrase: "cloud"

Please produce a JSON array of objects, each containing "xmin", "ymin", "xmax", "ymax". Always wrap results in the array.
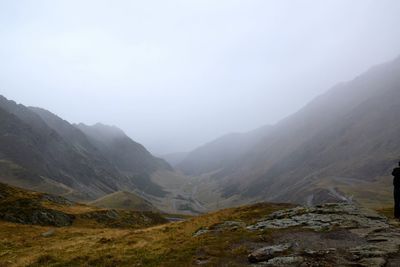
[{"xmin": 1, "ymin": 0, "xmax": 400, "ymax": 154}]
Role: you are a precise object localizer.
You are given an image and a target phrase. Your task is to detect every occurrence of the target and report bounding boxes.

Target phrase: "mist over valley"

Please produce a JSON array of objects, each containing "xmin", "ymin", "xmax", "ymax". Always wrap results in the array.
[{"xmin": 1, "ymin": 1, "xmax": 400, "ymax": 266}]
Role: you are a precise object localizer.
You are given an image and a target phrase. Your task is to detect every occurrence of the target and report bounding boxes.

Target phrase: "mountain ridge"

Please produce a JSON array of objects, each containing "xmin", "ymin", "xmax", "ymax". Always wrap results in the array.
[
  {"xmin": 183, "ymin": 55, "xmax": 400, "ymax": 209},
  {"xmin": 0, "ymin": 96, "xmax": 173, "ymax": 203}
]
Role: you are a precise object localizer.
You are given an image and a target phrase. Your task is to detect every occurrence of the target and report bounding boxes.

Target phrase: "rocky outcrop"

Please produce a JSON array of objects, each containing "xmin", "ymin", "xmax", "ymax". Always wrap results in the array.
[
  {"xmin": 246, "ymin": 203, "xmax": 400, "ymax": 266},
  {"xmin": 0, "ymin": 182, "xmax": 168, "ymax": 228},
  {"xmin": 247, "ymin": 203, "xmax": 389, "ymax": 232},
  {"xmin": 260, "ymin": 256, "xmax": 304, "ymax": 266},
  {"xmin": 193, "ymin": 220, "xmax": 246, "ymax": 237},
  {"xmin": 0, "ymin": 204, "xmax": 75, "ymax": 226},
  {"xmin": 0, "ymin": 196, "xmax": 75, "ymax": 227},
  {"xmin": 248, "ymin": 243, "xmax": 292, "ymax": 263},
  {"xmin": 41, "ymin": 194, "xmax": 73, "ymax": 206}
]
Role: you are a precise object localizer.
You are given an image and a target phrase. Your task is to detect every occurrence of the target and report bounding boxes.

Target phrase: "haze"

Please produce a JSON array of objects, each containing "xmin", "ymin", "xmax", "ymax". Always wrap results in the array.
[{"xmin": 1, "ymin": 0, "xmax": 400, "ymax": 154}]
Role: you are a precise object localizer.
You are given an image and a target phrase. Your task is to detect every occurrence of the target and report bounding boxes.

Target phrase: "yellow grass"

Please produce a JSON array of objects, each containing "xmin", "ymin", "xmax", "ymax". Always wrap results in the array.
[{"xmin": 0, "ymin": 202, "xmax": 292, "ymax": 267}]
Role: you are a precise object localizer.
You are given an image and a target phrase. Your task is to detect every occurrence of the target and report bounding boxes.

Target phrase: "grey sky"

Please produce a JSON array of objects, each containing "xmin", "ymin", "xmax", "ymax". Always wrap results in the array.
[{"xmin": 1, "ymin": 0, "xmax": 400, "ymax": 154}]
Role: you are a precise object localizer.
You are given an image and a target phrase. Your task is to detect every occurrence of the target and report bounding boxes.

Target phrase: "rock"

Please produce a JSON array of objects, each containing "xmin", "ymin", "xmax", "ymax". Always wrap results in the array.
[
  {"xmin": 209, "ymin": 220, "xmax": 246, "ymax": 232},
  {"xmin": 350, "ymin": 245, "xmax": 388, "ymax": 259},
  {"xmin": 367, "ymin": 236, "xmax": 391, "ymax": 242},
  {"xmin": 193, "ymin": 228, "xmax": 210, "ymax": 237},
  {"xmin": 265, "ymin": 256, "xmax": 304, "ymax": 266},
  {"xmin": 80, "ymin": 210, "xmax": 120, "ymax": 221},
  {"xmin": 193, "ymin": 221, "xmax": 245, "ymax": 237},
  {"xmin": 366, "ymin": 232, "xmax": 400, "ymax": 244},
  {"xmin": 303, "ymin": 248, "xmax": 336, "ymax": 257},
  {"xmin": 41, "ymin": 229, "xmax": 56, "ymax": 237},
  {"xmin": 41, "ymin": 194, "xmax": 73, "ymax": 206},
  {"xmin": 213, "ymin": 220, "xmax": 245, "ymax": 229},
  {"xmin": 0, "ymin": 207, "xmax": 75, "ymax": 226},
  {"xmin": 247, "ymin": 203, "xmax": 391, "ymax": 232},
  {"xmin": 246, "ymin": 203, "xmax": 400, "ymax": 265},
  {"xmin": 358, "ymin": 257, "xmax": 386, "ymax": 267},
  {"xmin": 303, "ymin": 249, "xmax": 318, "ymax": 256},
  {"xmin": 248, "ymin": 243, "xmax": 292, "ymax": 263},
  {"xmin": 194, "ymin": 258, "xmax": 210, "ymax": 265}
]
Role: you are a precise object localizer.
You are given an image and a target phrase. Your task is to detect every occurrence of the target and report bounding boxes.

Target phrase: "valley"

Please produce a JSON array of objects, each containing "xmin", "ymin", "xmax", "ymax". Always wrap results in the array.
[
  {"xmin": 1, "ymin": 55, "xmax": 400, "ymax": 215},
  {"xmin": 1, "ymin": 1, "xmax": 400, "ymax": 266},
  {"xmin": 173, "ymin": 56, "xmax": 400, "ymax": 211},
  {"xmin": 1, "ymin": 183, "xmax": 400, "ymax": 266}
]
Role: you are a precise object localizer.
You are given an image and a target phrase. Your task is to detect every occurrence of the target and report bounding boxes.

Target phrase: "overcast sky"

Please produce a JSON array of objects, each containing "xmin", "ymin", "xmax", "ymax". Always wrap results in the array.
[{"xmin": 1, "ymin": 0, "xmax": 400, "ymax": 154}]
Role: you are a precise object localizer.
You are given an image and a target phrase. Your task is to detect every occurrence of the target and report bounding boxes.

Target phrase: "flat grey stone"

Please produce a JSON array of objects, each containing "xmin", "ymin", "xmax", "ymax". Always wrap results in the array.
[
  {"xmin": 41, "ymin": 228, "xmax": 56, "ymax": 237},
  {"xmin": 248, "ymin": 243, "xmax": 292, "ymax": 263},
  {"xmin": 265, "ymin": 256, "xmax": 304, "ymax": 266},
  {"xmin": 358, "ymin": 257, "xmax": 386, "ymax": 267}
]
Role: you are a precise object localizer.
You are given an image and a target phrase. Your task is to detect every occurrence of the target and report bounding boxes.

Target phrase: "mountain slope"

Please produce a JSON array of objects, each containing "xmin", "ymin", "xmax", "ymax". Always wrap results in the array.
[
  {"xmin": 0, "ymin": 107, "xmax": 61, "ymax": 192},
  {"xmin": 0, "ymin": 96, "xmax": 173, "ymax": 202},
  {"xmin": 262, "ymin": 81, "xmax": 400, "ymax": 204},
  {"xmin": 32, "ymin": 107, "xmax": 173, "ymax": 199},
  {"xmin": 76, "ymin": 123, "xmax": 171, "ymax": 176},
  {"xmin": 90, "ymin": 191, "xmax": 159, "ymax": 212},
  {"xmin": 177, "ymin": 124, "xmax": 272, "ymax": 176},
  {"xmin": 161, "ymin": 151, "xmax": 189, "ymax": 167},
  {"xmin": 76, "ymin": 123, "xmax": 172, "ymax": 197},
  {"xmin": 190, "ymin": 56, "xmax": 400, "ymax": 208},
  {"xmin": 0, "ymin": 99, "xmax": 118, "ymax": 200}
]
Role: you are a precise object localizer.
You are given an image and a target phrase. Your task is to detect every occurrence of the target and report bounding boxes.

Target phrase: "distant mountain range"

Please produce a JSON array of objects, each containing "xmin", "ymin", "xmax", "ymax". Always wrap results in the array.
[
  {"xmin": 0, "ymin": 96, "xmax": 171, "ymax": 201},
  {"xmin": 161, "ymin": 151, "xmax": 189, "ymax": 167},
  {"xmin": 178, "ymin": 56, "xmax": 400, "ymax": 208},
  {"xmin": 177, "ymin": 124, "xmax": 272, "ymax": 175},
  {"xmin": 2, "ymin": 55, "xmax": 400, "ymax": 213}
]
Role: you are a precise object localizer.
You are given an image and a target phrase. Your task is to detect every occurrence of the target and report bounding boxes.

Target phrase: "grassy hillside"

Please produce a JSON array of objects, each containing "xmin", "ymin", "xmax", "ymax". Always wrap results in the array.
[
  {"xmin": 90, "ymin": 191, "xmax": 159, "ymax": 212},
  {"xmin": 0, "ymin": 199, "xmax": 292, "ymax": 266},
  {"xmin": 2, "ymin": 183, "xmax": 400, "ymax": 266},
  {"xmin": 0, "ymin": 183, "xmax": 167, "ymax": 229}
]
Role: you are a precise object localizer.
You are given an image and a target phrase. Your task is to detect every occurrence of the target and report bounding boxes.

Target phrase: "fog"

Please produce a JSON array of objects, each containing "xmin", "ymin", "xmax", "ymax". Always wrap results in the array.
[{"xmin": 1, "ymin": 0, "xmax": 400, "ymax": 154}]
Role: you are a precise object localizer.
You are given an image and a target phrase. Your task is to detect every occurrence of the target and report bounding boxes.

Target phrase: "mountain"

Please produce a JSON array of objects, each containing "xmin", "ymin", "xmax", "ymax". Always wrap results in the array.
[
  {"xmin": 177, "ymin": 124, "xmax": 272, "ymax": 176},
  {"xmin": 188, "ymin": 56, "xmax": 400, "ymax": 209},
  {"xmin": 161, "ymin": 151, "xmax": 189, "ymax": 167},
  {"xmin": 75, "ymin": 123, "xmax": 171, "ymax": 176},
  {"xmin": 0, "ymin": 96, "xmax": 172, "ymax": 202},
  {"xmin": 0, "ymin": 97, "xmax": 118, "ymax": 200},
  {"xmin": 75, "ymin": 123, "xmax": 172, "ymax": 197}
]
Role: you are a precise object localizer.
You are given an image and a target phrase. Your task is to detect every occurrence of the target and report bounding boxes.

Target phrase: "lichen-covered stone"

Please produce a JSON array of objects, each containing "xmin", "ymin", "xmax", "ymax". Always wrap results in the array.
[
  {"xmin": 265, "ymin": 256, "xmax": 304, "ymax": 266},
  {"xmin": 247, "ymin": 203, "xmax": 390, "ymax": 232},
  {"xmin": 358, "ymin": 257, "xmax": 386, "ymax": 267},
  {"xmin": 246, "ymin": 203, "xmax": 400, "ymax": 266},
  {"xmin": 193, "ymin": 227, "xmax": 210, "ymax": 237},
  {"xmin": 193, "ymin": 220, "xmax": 245, "ymax": 237},
  {"xmin": 248, "ymin": 243, "xmax": 292, "ymax": 263}
]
